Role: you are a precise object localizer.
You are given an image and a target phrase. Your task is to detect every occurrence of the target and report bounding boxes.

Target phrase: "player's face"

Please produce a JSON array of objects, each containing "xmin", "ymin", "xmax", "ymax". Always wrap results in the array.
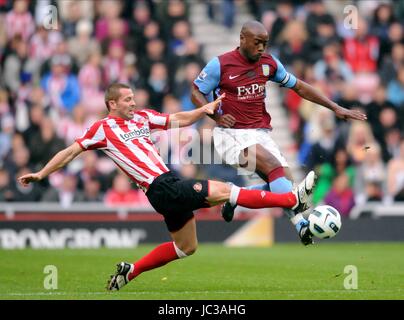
[
  {"xmin": 241, "ymin": 30, "xmax": 269, "ymax": 62},
  {"xmin": 115, "ymin": 88, "xmax": 137, "ymax": 120}
]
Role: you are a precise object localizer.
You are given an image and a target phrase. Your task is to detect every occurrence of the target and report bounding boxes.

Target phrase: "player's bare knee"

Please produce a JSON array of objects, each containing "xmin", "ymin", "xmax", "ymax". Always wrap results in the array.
[
  {"xmin": 176, "ymin": 241, "xmax": 198, "ymax": 256},
  {"xmin": 185, "ymin": 244, "xmax": 197, "ymax": 256},
  {"xmin": 207, "ymin": 180, "xmax": 231, "ymax": 203}
]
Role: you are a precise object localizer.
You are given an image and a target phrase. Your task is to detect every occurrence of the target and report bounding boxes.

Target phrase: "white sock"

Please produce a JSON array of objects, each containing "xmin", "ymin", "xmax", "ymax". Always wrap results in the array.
[
  {"xmin": 173, "ymin": 242, "xmax": 188, "ymax": 259},
  {"xmin": 290, "ymin": 213, "xmax": 305, "ymax": 225},
  {"xmin": 229, "ymin": 185, "xmax": 241, "ymax": 206}
]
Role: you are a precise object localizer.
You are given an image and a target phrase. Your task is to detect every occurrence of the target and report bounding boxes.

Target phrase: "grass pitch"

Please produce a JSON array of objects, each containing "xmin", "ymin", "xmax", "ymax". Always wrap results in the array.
[{"xmin": 0, "ymin": 243, "xmax": 403, "ymax": 300}]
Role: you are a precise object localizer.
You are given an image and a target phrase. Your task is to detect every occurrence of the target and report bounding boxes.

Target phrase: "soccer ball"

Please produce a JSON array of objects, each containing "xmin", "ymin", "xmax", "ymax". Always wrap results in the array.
[{"xmin": 308, "ymin": 205, "xmax": 342, "ymax": 239}]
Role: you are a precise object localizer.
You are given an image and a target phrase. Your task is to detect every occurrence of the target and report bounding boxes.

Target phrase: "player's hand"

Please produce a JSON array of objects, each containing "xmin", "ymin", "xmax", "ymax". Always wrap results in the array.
[
  {"xmin": 18, "ymin": 173, "xmax": 42, "ymax": 187},
  {"xmin": 216, "ymin": 114, "xmax": 236, "ymax": 128},
  {"xmin": 202, "ymin": 94, "xmax": 225, "ymax": 115},
  {"xmin": 334, "ymin": 106, "xmax": 367, "ymax": 121}
]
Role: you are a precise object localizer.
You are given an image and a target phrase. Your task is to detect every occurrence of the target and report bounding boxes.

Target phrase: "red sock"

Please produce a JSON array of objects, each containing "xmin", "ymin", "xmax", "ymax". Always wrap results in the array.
[
  {"xmin": 129, "ymin": 242, "xmax": 179, "ymax": 280},
  {"xmin": 236, "ymin": 189, "xmax": 296, "ymax": 209}
]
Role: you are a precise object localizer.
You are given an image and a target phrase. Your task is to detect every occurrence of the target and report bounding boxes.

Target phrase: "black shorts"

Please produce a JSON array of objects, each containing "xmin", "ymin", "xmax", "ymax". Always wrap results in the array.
[{"xmin": 146, "ymin": 171, "xmax": 210, "ymax": 232}]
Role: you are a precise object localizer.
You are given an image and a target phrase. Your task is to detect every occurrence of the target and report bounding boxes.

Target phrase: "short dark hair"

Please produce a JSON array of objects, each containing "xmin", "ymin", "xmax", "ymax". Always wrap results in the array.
[{"xmin": 104, "ymin": 83, "xmax": 131, "ymax": 110}]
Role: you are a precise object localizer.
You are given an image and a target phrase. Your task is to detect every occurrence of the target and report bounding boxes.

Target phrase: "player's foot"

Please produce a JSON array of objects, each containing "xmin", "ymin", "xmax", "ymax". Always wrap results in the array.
[
  {"xmin": 298, "ymin": 223, "xmax": 314, "ymax": 246},
  {"xmin": 291, "ymin": 170, "xmax": 316, "ymax": 213},
  {"xmin": 221, "ymin": 201, "xmax": 236, "ymax": 222},
  {"xmin": 106, "ymin": 262, "xmax": 134, "ymax": 291}
]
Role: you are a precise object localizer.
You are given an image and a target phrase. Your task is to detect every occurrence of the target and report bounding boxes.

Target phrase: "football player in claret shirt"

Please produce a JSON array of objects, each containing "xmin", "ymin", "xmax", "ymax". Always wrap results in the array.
[
  {"xmin": 191, "ymin": 20, "xmax": 367, "ymax": 245},
  {"xmin": 18, "ymin": 83, "xmax": 316, "ymax": 291}
]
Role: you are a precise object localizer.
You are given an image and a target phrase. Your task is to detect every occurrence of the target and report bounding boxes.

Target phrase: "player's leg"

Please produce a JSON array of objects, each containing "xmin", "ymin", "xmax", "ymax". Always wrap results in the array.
[
  {"xmin": 225, "ymin": 144, "xmax": 315, "ymax": 244},
  {"xmin": 226, "ymin": 144, "xmax": 306, "ymax": 223},
  {"xmin": 249, "ymin": 144, "xmax": 304, "ymax": 217},
  {"xmin": 131, "ymin": 217, "xmax": 197, "ymax": 278},
  {"xmin": 107, "ymin": 218, "xmax": 197, "ymax": 291},
  {"xmin": 206, "ymin": 175, "xmax": 314, "ymax": 210}
]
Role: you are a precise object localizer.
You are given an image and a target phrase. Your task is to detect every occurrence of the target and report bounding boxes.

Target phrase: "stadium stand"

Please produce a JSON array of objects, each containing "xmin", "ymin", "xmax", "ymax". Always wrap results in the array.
[{"xmin": 0, "ymin": 0, "xmax": 404, "ymax": 219}]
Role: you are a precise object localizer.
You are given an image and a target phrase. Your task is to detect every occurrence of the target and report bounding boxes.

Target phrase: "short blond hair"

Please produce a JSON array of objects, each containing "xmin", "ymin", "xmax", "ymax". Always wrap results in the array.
[{"xmin": 104, "ymin": 83, "xmax": 131, "ymax": 110}]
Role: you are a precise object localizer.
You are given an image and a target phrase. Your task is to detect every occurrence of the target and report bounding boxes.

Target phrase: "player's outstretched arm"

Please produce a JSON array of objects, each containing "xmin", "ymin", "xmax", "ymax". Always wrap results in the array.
[
  {"xmin": 18, "ymin": 142, "xmax": 83, "ymax": 187},
  {"xmin": 292, "ymin": 79, "xmax": 367, "ymax": 121},
  {"xmin": 191, "ymin": 86, "xmax": 235, "ymax": 128},
  {"xmin": 169, "ymin": 94, "xmax": 225, "ymax": 128}
]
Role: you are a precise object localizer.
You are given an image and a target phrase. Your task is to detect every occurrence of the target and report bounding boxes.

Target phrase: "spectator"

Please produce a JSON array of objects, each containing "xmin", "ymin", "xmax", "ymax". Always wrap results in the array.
[
  {"xmin": 78, "ymin": 52, "xmax": 105, "ymax": 115},
  {"xmin": 173, "ymin": 37, "xmax": 205, "ymax": 69},
  {"xmin": 5, "ymin": 0, "xmax": 35, "ymax": 42},
  {"xmin": 68, "ymin": 19, "xmax": 101, "ymax": 67},
  {"xmin": 28, "ymin": 117, "xmax": 66, "ymax": 170},
  {"xmin": 346, "ymin": 121, "xmax": 376, "ymax": 164},
  {"xmin": 169, "ymin": 20, "xmax": 191, "ymax": 57},
  {"xmin": 370, "ymin": 2, "xmax": 395, "ymax": 43},
  {"xmin": 343, "ymin": 17, "xmax": 380, "ymax": 74},
  {"xmin": 0, "ymin": 114, "xmax": 14, "ymax": 164},
  {"xmin": 146, "ymin": 62, "xmax": 171, "ymax": 108},
  {"xmin": 269, "ymin": 0, "xmax": 294, "ymax": 46},
  {"xmin": 138, "ymin": 38, "xmax": 169, "ymax": 79},
  {"xmin": 129, "ymin": 1, "xmax": 154, "ymax": 55},
  {"xmin": 387, "ymin": 65, "xmax": 404, "ymax": 108},
  {"xmin": 380, "ymin": 42, "xmax": 404, "ymax": 85},
  {"xmin": 386, "ymin": 138, "xmax": 404, "ymax": 201},
  {"xmin": 303, "ymin": 108, "xmax": 344, "ymax": 172},
  {"xmin": 57, "ymin": 104, "xmax": 92, "ymax": 145},
  {"xmin": 372, "ymin": 105, "xmax": 401, "ymax": 161},
  {"xmin": 3, "ymin": 144, "xmax": 31, "ymax": 180},
  {"xmin": 59, "ymin": 0, "xmax": 85, "ymax": 38},
  {"xmin": 40, "ymin": 54, "xmax": 81, "ymax": 115},
  {"xmin": 133, "ymin": 88, "xmax": 150, "ymax": 110},
  {"xmin": 75, "ymin": 150, "xmax": 109, "ymax": 193},
  {"xmin": 313, "ymin": 42, "xmax": 354, "ymax": 100},
  {"xmin": 313, "ymin": 148, "xmax": 356, "ymax": 205},
  {"xmin": 278, "ymin": 20, "xmax": 310, "ymax": 68},
  {"xmin": 41, "ymin": 172, "xmax": 83, "ymax": 207},
  {"xmin": 383, "ymin": 127, "xmax": 402, "ymax": 162},
  {"xmin": 324, "ymin": 173, "xmax": 355, "ymax": 217},
  {"xmin": 354, "ymin": 142, "xmax": 386, "ymax": 205},
  {"xmin": 102, "ymin": 40, "xmax": 128, "ymax": 86},
  {"xmin": 174, "ymin": 61, "xmax": 201, "ymax": 112},
  {"xmin": 365, "ymin": 85, "xmax": 393, "ymax": 135},
  {"xmin": 159, "ymin": 0, "xmax": 189, "ymax": 34},
  {"xmin": 104, "ymin": 173, "xmax": 150, "ymax": 207},
  {"xmin": 77, "ymin": 177, "xmax": 104, "ymax": 202},
  {"xmin": 0, "ymin": 168, "xmax": 16, "ymax": 201},
  {"xmin": 29, "ymin": 25, "xmax": 63, "ymax": 64},
  {"xmin": 305, "ymin": 0, "xmax": 335, "ymax": 38},
  {"xmin": 3, "ymin": 36, "xmax": 39, "ymax": 95},
  {"xmin": 95, "ymin": 0, "xmax": 125, "ymax": 42}
]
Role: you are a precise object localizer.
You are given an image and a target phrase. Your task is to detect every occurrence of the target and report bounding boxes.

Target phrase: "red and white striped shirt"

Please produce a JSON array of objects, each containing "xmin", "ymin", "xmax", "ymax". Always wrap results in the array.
[{"xmin": 75, "ymin": 109, "xmax": 170, "ymax": 191}]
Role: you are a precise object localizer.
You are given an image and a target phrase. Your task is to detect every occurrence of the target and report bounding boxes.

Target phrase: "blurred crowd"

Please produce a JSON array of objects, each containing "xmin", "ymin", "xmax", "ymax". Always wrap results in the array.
[{"xmin": 0, "ymin": 0, "xmax": 404, "ymax": 217}]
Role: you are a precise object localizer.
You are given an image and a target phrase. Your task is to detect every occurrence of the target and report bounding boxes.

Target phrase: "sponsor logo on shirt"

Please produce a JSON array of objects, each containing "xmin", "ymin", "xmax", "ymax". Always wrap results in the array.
[
  {"xmin": 237, "ymin": 83, "xmax": 265, "ymax": 98},
  {"xmin": 119, "ymin": 127, "xmax": 150, "ymax": 141}
]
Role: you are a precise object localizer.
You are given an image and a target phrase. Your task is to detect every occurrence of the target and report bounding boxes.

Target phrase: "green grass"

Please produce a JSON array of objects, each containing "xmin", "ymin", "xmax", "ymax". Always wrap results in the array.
[{"xmin": 0, "ymin": 243, "xmax": 403, "ymax": 300}]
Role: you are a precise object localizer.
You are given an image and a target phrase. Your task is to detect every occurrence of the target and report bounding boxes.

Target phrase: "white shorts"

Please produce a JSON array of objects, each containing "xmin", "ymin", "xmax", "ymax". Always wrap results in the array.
[{"xmin": 213, "ymin": 127, "xmax": 289, "ymax": 169}]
